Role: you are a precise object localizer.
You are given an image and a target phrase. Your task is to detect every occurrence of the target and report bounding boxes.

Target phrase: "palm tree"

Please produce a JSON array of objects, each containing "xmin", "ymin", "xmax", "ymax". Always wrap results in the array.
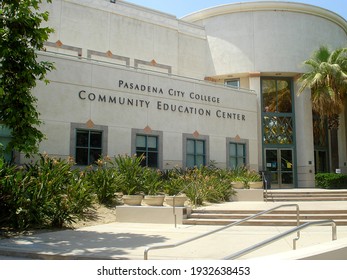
[{"xmin": 298, "ymin": 46, "xmax": 347, "ymax": 172}]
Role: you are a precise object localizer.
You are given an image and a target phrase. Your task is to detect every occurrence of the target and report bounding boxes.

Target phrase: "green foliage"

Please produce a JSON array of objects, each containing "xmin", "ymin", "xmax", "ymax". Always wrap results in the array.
[
  {"xmin": 161, "ymin": 168, "xmax": 186, "ymax": 196},
  {"xmin": 315, "ymin": 173, "xmax": 347, "ymax": 189},
  {"xmin": 0, "ymin": 0, "xmax": 55, "ymax": 156},
  {"xmin": 85, "ymin": 157, "xmax": 124, "ymax": 205},
  {"xmin": 142, "ymin": 168, "xmax": 163, "ymax": 195},
  {"xmin": 0, "ymin": 152, "xmax": 264, "ymax": 229},
  {"xmin": 113, "ymin": 154, "xmax": 145, "ymax": 195},
  {"xmin": 163, "ymin": 166, "xmax": 236, "ymax": 207},
  {"xmin": 0, "ymin": 154, "xmax": 94, "ymax": 229},
  {"xmin": 298, "ymin": 46, "xmax": 347, "ymax": 129}
]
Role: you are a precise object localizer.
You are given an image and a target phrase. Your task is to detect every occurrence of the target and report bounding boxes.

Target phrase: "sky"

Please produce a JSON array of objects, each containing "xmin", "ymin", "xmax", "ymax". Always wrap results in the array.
[{"xmin": 123, "ymin": 0, "xmax": 347, "ymax": 21}]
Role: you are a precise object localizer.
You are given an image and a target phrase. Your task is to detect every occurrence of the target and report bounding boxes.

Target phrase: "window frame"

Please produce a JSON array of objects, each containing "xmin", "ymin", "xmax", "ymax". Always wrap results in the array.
[
  {"xmin": 183, "ymin": 133, "xmax": 209, "ymax": 169},
  {"xmin": 225, "ymin": 78, "xmax": 240, "ymax": 88},
  {"xmin": 226, "ymin": 137, "xmax": 249, "ymax": 169},
  {"xmin": 70, "ymin": 123, "xmax": 108, "ymax": 166},
  {"xmin": 131, "ymin": 128, "xmax": 163, "ymax": 169}
]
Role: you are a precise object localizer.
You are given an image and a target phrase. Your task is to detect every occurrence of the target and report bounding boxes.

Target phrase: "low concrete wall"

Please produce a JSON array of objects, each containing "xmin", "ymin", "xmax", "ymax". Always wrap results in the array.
[
  {"xmin": 254, "ymin": 238, "xmax": 347, "ymax": 260},
  {"xmin": 116, "ymin": 206, "xmax": 189, "ymax": 224},
  {"xmin": 231, "ymin": 189, "xmax": 264, "ymax": 201}
]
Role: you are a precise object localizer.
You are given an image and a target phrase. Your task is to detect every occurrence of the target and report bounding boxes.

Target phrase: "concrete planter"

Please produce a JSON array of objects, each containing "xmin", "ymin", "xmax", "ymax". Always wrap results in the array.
[
  {"xmin": 142, "ymin": 195, "xmax": 165, "ymax": 206},
  {"xmin": 231, "ymin": 181, "xmax": 245, "ymax": 189},
  {"xmin": 231, "ymin": 189, "xmax": 264, "ymax": 201},
  {"xmin": 164, "ymin": 195, "xmax": 188, "ymax": 207},
  {"xmin": 122, "ymin": 194, "xmax": 143, "ymax": 206},
  {"xmin": 249, "ymin": 181, "xmax": 263, "ymax": 189}
]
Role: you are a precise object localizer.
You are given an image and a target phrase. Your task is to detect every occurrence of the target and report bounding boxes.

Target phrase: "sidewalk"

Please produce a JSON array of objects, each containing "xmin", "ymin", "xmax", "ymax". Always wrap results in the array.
[{"xmin": 1, "ymin": 200, "xmax": 347, "ymax": 260}]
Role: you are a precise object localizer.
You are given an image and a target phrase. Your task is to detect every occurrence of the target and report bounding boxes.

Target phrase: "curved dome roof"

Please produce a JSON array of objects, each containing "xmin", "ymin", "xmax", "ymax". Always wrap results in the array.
[{"xmin": 181, "ymin": 1, "xmax": 347, "ymax": 35}]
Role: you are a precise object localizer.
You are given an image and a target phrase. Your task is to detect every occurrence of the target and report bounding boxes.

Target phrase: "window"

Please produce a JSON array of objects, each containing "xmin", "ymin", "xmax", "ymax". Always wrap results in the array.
[
  {"xmin": 262, "ymin": 78, "xmax": 292, "ymax": 113},
  {"xmin": 136, "ymin": 135, "xmax": 159, "ymax": 168},
  {"xmin": 70, "ymin": 123, "xmax": 107, "ymax": 166},
  {"xmin": 229, "ymin": 142, "xmax": 246, "ymax": 169},
  {"xmin": 75, "ymin": 130, "xmax": 103, "ymax": 165},
  {"xmin": 225, "ymin": 79, "xmax": 240, "ymax": 88},
  {"xmin": 131, "ymin": 129, "xmax": 163, "ymax": 169},
  {"xmin": 261, "ymin": 78, "xmax": 294, "ymax": 145},
  {"xmin": 186, "ymin": 139, "xmax": 206, "ymax": 168}
]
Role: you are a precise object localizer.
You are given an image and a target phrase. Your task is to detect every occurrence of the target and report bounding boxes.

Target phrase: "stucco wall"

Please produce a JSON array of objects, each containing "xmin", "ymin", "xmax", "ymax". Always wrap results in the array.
[
  {"xmin": 40, "ymin": 0, "xmax": 208, "ymax": 79},
  {"xmin": 183, "ymin": 2, "xmax": 347, "ymax": 76},
  {"xmin": 34, "ymin": 53, "xmax": 258, "ymax": 169}
]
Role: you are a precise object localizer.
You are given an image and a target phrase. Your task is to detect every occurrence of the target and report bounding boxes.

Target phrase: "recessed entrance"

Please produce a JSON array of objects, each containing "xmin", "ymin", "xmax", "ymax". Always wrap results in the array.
[{"xmin": 265, "ymin": 149, "xmax": 294, "ymax": 188}]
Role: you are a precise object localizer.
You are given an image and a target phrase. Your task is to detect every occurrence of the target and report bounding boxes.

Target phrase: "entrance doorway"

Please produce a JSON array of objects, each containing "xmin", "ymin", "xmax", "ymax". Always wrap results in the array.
[{"xmin": 265, "ymin": 149, "xmax": 294, "ymax": 188}]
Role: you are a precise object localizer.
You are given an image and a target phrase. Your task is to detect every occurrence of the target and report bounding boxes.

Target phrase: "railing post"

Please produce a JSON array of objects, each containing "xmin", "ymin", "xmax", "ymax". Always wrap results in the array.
[{"xmin": 173, "ymin": 195, "xmax": 177, "ymax": 228}]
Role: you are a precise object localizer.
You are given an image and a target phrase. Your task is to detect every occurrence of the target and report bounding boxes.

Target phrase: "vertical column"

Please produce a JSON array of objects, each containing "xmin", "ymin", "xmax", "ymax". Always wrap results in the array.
[
  {"xmin": 294, "ymin": 81, "xmax": 315, "ymax": 188},
  {"xmin": 249, "ymin": 73, "xmax": 262, "ymax": 170}
]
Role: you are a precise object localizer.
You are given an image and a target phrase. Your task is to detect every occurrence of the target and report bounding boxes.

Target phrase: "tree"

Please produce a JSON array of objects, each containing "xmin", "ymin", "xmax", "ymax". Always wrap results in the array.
[
  {"xmin": 0, "ymin": 0, "xmax": 54, "ymax": 158},
  {"xmin": 298, "ymin": 46, "xmax": 347, "ymax": 171}
]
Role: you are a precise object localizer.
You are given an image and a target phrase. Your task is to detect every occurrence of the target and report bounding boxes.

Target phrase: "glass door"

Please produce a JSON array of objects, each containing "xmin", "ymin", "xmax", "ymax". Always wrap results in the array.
[{"xmin": 265, "ymin": 149, "xmax": 294, "ymax": 188}]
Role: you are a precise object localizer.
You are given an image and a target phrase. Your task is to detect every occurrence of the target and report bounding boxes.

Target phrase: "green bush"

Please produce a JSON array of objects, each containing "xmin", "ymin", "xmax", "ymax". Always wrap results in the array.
[
  {"xmin": 315, "ymin": 173, "xmax": 347, "ymax": 189},
  {"xmin": 178, "ymin": 166, "xmax": 235, "ymax": 207},
  {"xmin": 0, "ymin": 154, "xmax": 95, "ymax": 229},
  {"xmin": 86, "ymin": 157, "xmax": 124, "ymax": 205},
  {"xmin": 113, "ymin": 154, "xmax": 145, "ymax": 195}
]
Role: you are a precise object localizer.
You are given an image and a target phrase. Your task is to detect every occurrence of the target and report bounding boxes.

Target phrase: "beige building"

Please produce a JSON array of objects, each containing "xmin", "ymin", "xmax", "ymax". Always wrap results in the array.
[{"xmin": 5, "ymin": 0, "xmax": 347, "ymax": 188}]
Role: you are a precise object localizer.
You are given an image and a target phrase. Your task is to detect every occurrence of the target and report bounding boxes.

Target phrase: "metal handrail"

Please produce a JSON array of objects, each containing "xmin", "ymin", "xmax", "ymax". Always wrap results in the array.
[
  {"xmin": 262, "ymin": 171, "xmax": 268, "ymax": 202},
  {"xmin": 172, "ymin": 181, "xmax": 198, "ymax": 228},
  {"xmin": 223, "ymin": 219, "xmax": 337, "ymax": 260},
  {"xmin": 144, "ymin": 204, "xmax": 300, "ymax": 260}
]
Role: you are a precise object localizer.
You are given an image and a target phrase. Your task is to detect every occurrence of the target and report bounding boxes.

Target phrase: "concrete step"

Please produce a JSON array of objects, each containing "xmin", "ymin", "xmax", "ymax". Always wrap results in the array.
[
  {"xmin": 183, "ymin": 190, "xmax": 347, "ymax": 226},
  {"xmin": 184, "ymin": 207, "xmax": 347, "ymax": 226},
  {"xmin": 188, "ymin": 213, "xmax": 347, "ymax": 221},
  {"xmin": 183, "ymin": 219, "xmax": 347, "ymax": 226},
  {"xmin": 264, "ymin": 190, "xmax": 347, "ymax": 202}
]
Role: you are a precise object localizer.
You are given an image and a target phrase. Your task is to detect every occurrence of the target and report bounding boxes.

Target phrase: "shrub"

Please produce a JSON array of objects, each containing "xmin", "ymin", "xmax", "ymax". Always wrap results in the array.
[
  {"xmin": 86, "ymin": 157, "xmax": 124, "ymax": 205},
  {"xmin": 142, "ymin": 168, "xmax": 163, "ymax": 195},
  {"xmin": 180, "ymin": 166, "xmax": 235, "ymax": 207},
  {"xmin": 315, "ymin": 173, "xmax": 347, "ymax": 189},
  {"xmin": 113, "ymin": 154, "xmax": 145, "ymax": 195},
  {"xmin": 0, "ymin": 154, "xmax": 95, "ymax": 229},
  {"xmin": 161, "ymin": 168, "xmax": 186, "ymax": 196}
]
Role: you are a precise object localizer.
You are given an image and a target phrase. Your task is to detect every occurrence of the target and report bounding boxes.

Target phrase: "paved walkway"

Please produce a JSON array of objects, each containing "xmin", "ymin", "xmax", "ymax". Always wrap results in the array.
[{"xmin": 1, "ymin": 199, "xmax": 347, "ymax": 260}]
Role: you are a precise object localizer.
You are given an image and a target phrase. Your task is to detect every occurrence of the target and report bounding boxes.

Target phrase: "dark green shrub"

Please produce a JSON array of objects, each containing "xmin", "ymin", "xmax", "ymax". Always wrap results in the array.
[
  {"xmin": 86, "ymin": 157, "xmax": 124, "ymax": 205},
  {"xmin": 315, "ymin": 173, "xmax": 347, "ymax": 189},
  {"xmin": 178, "ymin": 166, "xmax": 235, "ymax": 207},
  {"xmin": 161, "ymin": 168, "xmax": 185, "ymax": 196},
  {"xmin": 142, "ymin": 167, "xmax": 163, "ymax": 195},
  {"xmin": 0, "ymin": 154, "xmax": 95, "ymax": 229},
  {"xmin": 114, "ymin": 154, "xmax": 145, "ymax": 195}
]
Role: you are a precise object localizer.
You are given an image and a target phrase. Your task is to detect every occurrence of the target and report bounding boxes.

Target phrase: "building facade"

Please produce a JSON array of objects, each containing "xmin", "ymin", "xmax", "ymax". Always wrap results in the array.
[{"xmin": 8, "ymin": 0, "xmax": 347, "ymax": 188}]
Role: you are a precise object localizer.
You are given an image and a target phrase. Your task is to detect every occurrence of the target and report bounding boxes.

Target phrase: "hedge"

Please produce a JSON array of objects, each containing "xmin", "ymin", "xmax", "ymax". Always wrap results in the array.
[{"xmin": 315, "ymin": 173, "xmax": 347, "ymax": 189}]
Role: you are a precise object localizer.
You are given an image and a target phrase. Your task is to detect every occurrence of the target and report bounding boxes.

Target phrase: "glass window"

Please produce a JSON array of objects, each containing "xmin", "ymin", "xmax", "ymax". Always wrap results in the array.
[
  {"xmin": 136, "ymin": 135, "xmax": 158, "ymax": 168},
  {"xmin": 262, "ymin": 78, "xmax": 294, "ymax": 146},
  {"xmin": 186, "ymin": 139, "xmax": 206, "ymax": 168},
  {"xmin": 262, "ymin": 79, "xmax": 292, "ymax": 113},
  {"xmin": 229, "ymin": 142, "xmax": 246, "ymax": 169},
  {"xmin": 76, "ymin": 130, "xmax": 102, "ymax": 165},
  {"xmin": 225, "ymin": 79, "xmax": 240, "ymax": 88}
]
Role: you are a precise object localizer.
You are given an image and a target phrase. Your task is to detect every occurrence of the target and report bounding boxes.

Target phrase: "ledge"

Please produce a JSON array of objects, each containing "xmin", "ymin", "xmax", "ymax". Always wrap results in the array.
[
  {"xmin": 231, "ymin": 189, "xmax": 264, "ymax": 201},
  {"xmin": 116, "ymin": 206, "xmax": 190, "ymax": 224}
]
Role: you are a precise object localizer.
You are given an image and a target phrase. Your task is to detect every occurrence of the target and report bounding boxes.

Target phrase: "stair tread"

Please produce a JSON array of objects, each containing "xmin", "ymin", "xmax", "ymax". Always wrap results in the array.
[
  {"xmin": 183, "ymin": 219, "xmax": 347, "ymax": 226},
  {"xmin": 186, "ymin": 190, "xmax": 347, "ymax": 226},
  {"xmin": 192, "ymin": 210, "xmax": 347, "ymax": 214},
  {"xmin": 189, "ymin": 214, "xmax": 347, "ymax": 219}
]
